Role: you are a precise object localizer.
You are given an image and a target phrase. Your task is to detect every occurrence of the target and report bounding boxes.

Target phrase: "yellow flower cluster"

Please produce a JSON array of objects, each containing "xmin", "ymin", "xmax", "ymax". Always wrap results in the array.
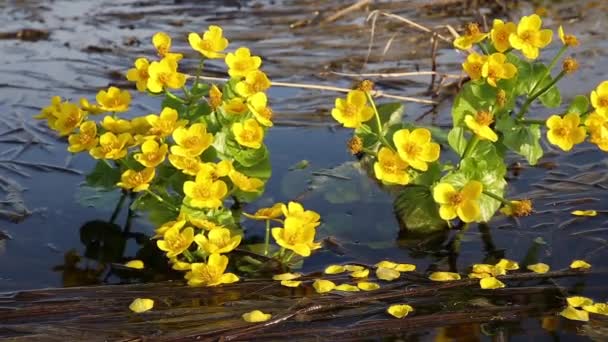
[{"xmin": 561, "ymin": 296, "xmax": 608, "ymax": 322}]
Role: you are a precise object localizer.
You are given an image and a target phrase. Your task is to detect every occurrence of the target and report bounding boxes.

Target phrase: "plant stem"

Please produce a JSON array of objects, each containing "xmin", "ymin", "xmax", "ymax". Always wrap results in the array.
[
  {"xmin": 264, "ymin": 219, "xmax": 271, "ymax": 256},
  {"xmin": 482, "ymin": 190, "xmax": 510, "ymax": 205},
  {"xmin": 462, "ymin": 135, "xmax": 479, "ymax": 159},
  {"xmin": 183, "ymin": 250, "xmax": 195, "ymax": 263},
  {"xmin": 109, "ymin": 191, "xmax": 127, "ymax": 224},
  {"xmin": 531, "ymin": 45, "xmax": 567, "ymax": 95},
  {"xmin": 365, "ymin": 93, "xmax": 395, "ymax": 150},
  {"xmin": 516, "ymin": 71, "xmax": 566, "ymax": 119},
  {"xmin": 165, "ymin": 89, "xmax": 187, "ymax": 104},
  {"xmin": 144, "ymin": 189, "xmax": 179, "ymax": 212}
]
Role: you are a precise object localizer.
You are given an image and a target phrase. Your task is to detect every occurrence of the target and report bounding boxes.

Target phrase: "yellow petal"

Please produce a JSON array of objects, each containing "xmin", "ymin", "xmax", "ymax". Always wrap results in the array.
[
  {"xmin": 129, "ymin": 298, "xmax": 154, "ymax": 313},
  {"xmin": 334, "ymin": 284, "xmax": 360, "ymax": 292},
  {"xmin": 429, "ymin": 272, "xmax": 461, "ymax": 281},
  {"xmin": 124, "ymin": 260, "xmax": 144, "ymax": 269},
  {"xmin": 376, "ymin": 267, "xmax": 400, "ymax": 281},
  {"xmin": 583, "ymin": 303, "xmax": 608, "ymax": 315},
  {"xmin": 495, "ymin": 258, "xmax": 519, "ymax": 271},
  {"xmin": 527, "ymin": 263, "xmax": 550, "ymax": 274},
  {"xmin": 571, "ymin": 210, "xmax": 597, "ymax": 217},
  {"xmin": 324, "ymin": 265, "xmax": 346, "ymax": 274},
  {"xmin": 375, "ymin": 260, "xmax": 397, "ymax": 269},
  {"xmin": 570, "ymin": 260, "xmax": 591, "ymax": 270},
  {"xmin": 273, "ymin": 272, "xmax": 302, "ymax": 281},
  {"xmin": 560, "ymin": 306, "xmax": 589, "ymax": 322},
  {"xmin": 280, "ymin": 280, "xmax": 302, "ymax": 287},
  {"xmin": 480, "ymin": 277, "xmax": 506, "ymax": 289},
  {"xmin": 567, "ymin": 296, "xmax": 594, "ymax": 308},
  {"xmin": 313, "ymin": 279, "xmax": 336, "ymax": 293},
  {"xmin": 242, "ymin": 310, "xmax": 272, "ymax": 323},
  {"xmin": 387, "ymin": 304, "xmax": 414, "ymax": 318},
  {"xmin": 394, "ymin": 263, "xmax": 416, "ymax": 272},
  {"xmin": 350, "ymin": 269, "xmax": 369, "ymax": 278},
  {"xmin": 344, "ymin": 265, "xmax": 365, "ymax": 272},
  {"xmin": 357, "ymin": 282, "xmax": 381, "ymax": 291}
]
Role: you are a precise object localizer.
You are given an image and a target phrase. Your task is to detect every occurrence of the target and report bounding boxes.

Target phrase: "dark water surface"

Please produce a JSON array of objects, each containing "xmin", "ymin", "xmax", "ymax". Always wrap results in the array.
[{"xmin": 1, "ymin": 0, "xmax": 608, "ymax": 340}]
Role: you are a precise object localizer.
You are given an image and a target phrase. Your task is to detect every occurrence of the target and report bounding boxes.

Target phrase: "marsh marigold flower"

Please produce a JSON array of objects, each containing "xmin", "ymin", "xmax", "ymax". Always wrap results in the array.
[
  {"xmin": 194, "ymin": 227, "xmax": 241, "ymax": 254},
  {"xmin": 490, "ymin": 19, "xmax": 516, "ymax": 52},
  {"xmin": 347, "ymin": 135, "xmax": 363, "ymax": 155},
  {"xmin": 462, "ymin": 53, "xmax": 487, "ymax": 81},
  {"xmin": 243, "ymin": 202, "xmax": 284, "ymax": 220},
  {"xmin": 331, "ymin": 90, "xmax": 374, "ymax": 128},
  {"xmin": 562, "ymin": 57, "xmax": 579, "ymax": 74},
  {"xmin": 433, "ymin": 180, "xmax": 483, "ymax": 222},
  {"xmin": 482, "ymin": 53, "xmax": 517, "ymax": 87},
  {"xmin": 546, "ymin": 113, "xmax": 586, "ymax": 151},
  {"xmin": 126, "ymin": 57, "xmax": 150, "ymax": 92},
  {"xmin": 117, "ymin": 168, "xmax": 155, "ymax": 192},
  {"xmin": 208, "ymin": 84, "xmax": 223, "ymax": 109},
  {"xmin": 373, "ymin": 147, "xmax": 410, "ymax": 185},
  {"xmin": 79, "ymin": 97, "xmax": 105, "ymax": 115},
  {"xmin": 225, "ymin": 47, "xmax": 262, "ymax": 78},
  {"xmin": 500, "ymin": 199, "xmax": 533, "ymax": 217},
  {"xmin": 465, "ymin": 110, "xmax": 498, "ymax": 141},
  {"xmin": 454, "ymin": 23, "xmax": 488, "ymax": 50},
  {"xmin": 393, "ymin": 128, "xmax": 440, "ymax": 172},
  {"xmin": 585, "ymin": 112, "xmax": 608, "ymax": 151},
  {"xmin": 134, "ymin": 140, "xmax": 168, "ymax": 168},
  {"xmin": 101, "ymin": 116, "xmax": 132, "ymax": 134},
  {"xmin": 188, "ymin": 25, "xmax": 229, "ymax": 59},
  {"xmin": 272, "ymin": 217, "xmax": 321, "ymax": 257},
  {"xmin": 53, "ymin": 102, "xmax": 86, "ymax": 136},
  {"xmin": 247, "ymin": 92, "xmax": 273, "ymax": 127},
  {"xmin": 185, "ymin": 253, "xmax": 239, "ymax": 287},
  {"xmin": 281, "ymin": 201, "xmax": 321, "ymax": 228},
  {"xmin": 152, "ymin": 32, "xmax": 182, "ymax": 61},
  {"xmin": 232, "ymin": 118, "xmax": 264, "ymax": 149},
  {"xmin": 147, "ymin": 107, "xmax": 188, "ymax": 138},
  {"xmin": 558, "ymin": 25, "xmax": 579, "ymax": 47},
  {"xmin": 183, "ymin": 171, "xmax": 228, "ymax": 209},
  {"xmin": 590, "ymin": 81, "xmax": 608, "ymax": 117},
  {"xmin": 96, "ymin": 86, "xmax": 131, "ymax": 113},
  {"xmin": 157, "ymin": 224, "xmax": 194, "ymax": 258},
  {"xmin": 236, "ymin": 70, "xmax": 271, "ymax": 98},
  {"xmin": 171, "ymin": 123, "xmax": 214, "ymax": 157},
  {"xmin": 222, "ymin": 98, "xmax": 248, "ymax": 116},
  {"xmin": 147, "ymin": 57, "xmax": 186, "ymax": 93},
  {"xmin": 169, "ymin": 154, "xmax": 202, "ymax": 176},
  {"xmin": 89, "ymin": 132, "xmax": 132, "ymax": 160},
  {"xmin": 68, "ymin": 121, "xmax": 98, "ymax": 153},
  {"xmin": 509, "ymin": 14, "xmax": 552, "ymax": 59},
  {"xmin": 229, "ymin": 170, "xmax": 264, "ymax": 192}
]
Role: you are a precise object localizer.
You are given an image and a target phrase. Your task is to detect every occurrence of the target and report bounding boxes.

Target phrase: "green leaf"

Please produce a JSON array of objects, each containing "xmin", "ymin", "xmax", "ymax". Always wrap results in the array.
[
  {"xmin": 75, "ymin": 186, "xmax": 122, "ymax": 211},
  {"xmin": 236, "ymin": 154, "xmax": 272, "ymax": 180},
  {"xmin": 130, "ymin": 192, "xmax": 179, "ymax": 227},
  {"xmin": 354, "ymin": 124, "xmax": 379, "ymax": 150},
  {"xmin": 85, "ymin": 160, "xmax": 121, "ymax": 190},
  {"xmin": 411, "ymin": 162, "xmax": 442, "ymax": 186},
  {"xmin": 227, "ymin": 142, "xmax": 269, "ymax": 168},
  {"xmin": 161, "ymin": 94, "xmax": 186, "ymax": 114},
  {"xmin": 222, "ymin": 78, "xmax": 240, "ymax": 99},
  {"xmin": 452, "ymin": 82, "xmax": 495, "ymax": 126},
  {"xmin": 495, "ymin": 115, "xmax": 543, "ymax": 165},
  {"xmin": 186, "ymin": 102, "xmax": 212, "ymax": 122},
  {"xmin": 376, "ymin": 102, "xmax": 404, "ymax": 130},
  {"xmin": 447, "ymin": 127, "xmax": 468, "ymax": 156},
  {"xmin": 394, "ymin": 185, "xmax": 447, "ymax": 233},
  {"xmin": 190, "ymin": 83, "xmax": 210, "ymax": 97},
  {"xmin": 567, "ymin": 95, "xmax": 589, "ymax": 114},
  {"xmin": 538, "ymin": 76, "xmax": 561, "ymax": 108}
]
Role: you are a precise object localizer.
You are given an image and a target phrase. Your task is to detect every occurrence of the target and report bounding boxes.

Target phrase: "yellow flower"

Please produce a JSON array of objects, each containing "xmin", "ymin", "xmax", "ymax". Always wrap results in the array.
[
  {"xmin": 157, "ymin": 225, "xmax": 194, "ymax": 258},
  {"xmin": 331, "ymin": 90, "xmax": 374, "ymax": 128},
  {"xmin": 500, "ymin": 199, "xmax": 533, "ymax": 217},
  {"xmin": 171, "ymin": 123, "xmax": 214, "ymax": 157},
  {"xmin": 232, "ymin": 118, "xmax": 264, "ymax": 149},
  {"xmin": 229, "ymin": 170, "xmax": 264, "ymax": 192},
  {"xmin": 357, "ymin": 282, "xmax": 380, "ymax": 291},
  {"xmin": 495, "ymin": 258, "xmax": 519, "ymax": 271},
  {"xmin": 271, "ymin": 217, "xmax": 320, "ymax": 257},
  {"xmin": 187, "ymin": 217, "xmax": 224, "ymax": 231},
  {"xmin": 125, "ymin": 260, "xmax": 144, "ymax": 269},
  {"xmin": 96, "ymin": 86, "xmax": 131, "ymax": 113},
  {"xmin": 376, "ymin": 267, "xmax": 400, "ymax": 281},
  {"xmin": 560, "ymin": 306, "xmax": 589, "ymax": 322},
  {"xmin": 222, "ymin": 98, "xmax": 248, "ymax": 115},
  {"xmin": 68, "ymin": 121, "xmax": 98, "ymax": 153},
  {"xmin": 134, "ymin": 140, "xmax": 168, "ymax": 168},
  {"xmin": 35, "ymin": 95, "xmax": 62, "ymax": 122},
  {"xmin": 373, "ymin": 147, "xmax": 410, "ymax": 185},
  {"xmin": 462, "ymin": 53, "xmax": 487, "ymax": 81},
  {"xmin": 347, "ymin": 136, "xmax": 363, "ymax": 155},
  {"xmin": 464, "ymin": 110, "xmax": 498, "ymax": 141},
  {"xmin": 147, "ymin": 107, "xmax": 188, "ymax": 138},
  {"xmin": 429, "ymin": 271, "xmax": 461, "ymax": 281},
  {"xmin": 194, "ymin": 228, "xmax": 241, "ymax": 254},
  {"xmin": 572, "ymin": 210, "xmax": 597, "ymax": 217},
  {"xmin": 126, "ymin": 57, "xmax": 150, "ymax": 92},
  {"xmin": 272, "ymin": 272, "xmax": 301, "ymax": 281},
  {"xmin": 509, "ymin": 14, "xmax": 552, "ymax": 59},
  {"xmin": 130, "ymin": 116, "xmax": 152, "ymax": 134},
  {"xmin": 558, "ymin": 25, "xmax": 579, "ymax": 47},
  {"xmin": 312, "ymin": 279, "xmax": 335, "ymax": 293},
  {"xmin": 243, "ymin": 202, "xmax": 284, "ymax": 220},
  {"xmin": 188, "ymin": 25, "xmax": 229, "ymax": 59},
  {"xmin": 101, "ymin": 116, "xmax": 132, "ymax": 134},
  {"xmin": 183, "ymin": 172, "xmax": 228, "ymax": 209},
  {"xmin": 479, "ymin": 277, "xmax": 505, "ymax": 289},
  {"xmin": 393, "ymin": 128, "xmax": 440, "ymax": 172},
  {"xmin": 454, "ymin": 23, "xmax": 488, "ymax": 50},
  {"xmin": 152, "ymin": 32, "xmax": 183, "ymax": 61},
  {"xmin": 481, "ymin": 53, "xmax": 517, "ymax": 87},
  {"xmin": 562, "ymin": 57, "xmax": 579, "ymax": 74},
  {"xmin": 324, "ymin": 264, "xmax": 346, "ymax": 274},
  {"xmin": 570, "ymin": 259, "xmax": 591, "ymax": 269},
  {"xmin": 225, "ymin": 47, "xmax": 262, "ymax": 78},
  {"xmin": 471, "ymin": 264, "xmax": 505, "ymax": 277},
  {"xmin": 117, "ymin": 168, "xmax": 155, "ymax": 192},
  {"xmin": 79, "ymin": 97, "xmax": 105, "ymax": 115},
  {"xmin": 147, "ymin": 57, "xmax": 186, "ymax": 93},
  {"xmin": 281, "ymin": 201, "xmax": 321, "ymax": 228},
  {"xmin": 89, "ymin": 132, "xmax": 132, "ymax": 160},
  {"xmin": 129, "ymin": 298, "xmax": 154, "ymax": 313},
  {"xmin": 585, "ymin": 112, "xmax": 608, "ymax": 151},
  {"xmin": 242, "ymin": 310, "xmax": 272, "ymax": 323},
  {"xmin": 185, "ymin": 253, "xmax": 239, "ymax": 287},
  {"xmin": 387, "ymin": 304, "xmax": 414, "ymax": 319},
  {"xmin": 527, "ymin": 263, "xmax": 550, "ymax": 274},
  {"xmin": 236, "ymin": 70, "xmax": 271, "ymax": 98},
  {"xmin": 205, "ymin": 85, "xmax": 222, "ymax": 110},
  {"xmin": 199, "ymin": 160, "xmax": 233, "ymax": 180},
  {"xmin": 168, "ymin": 154, "xmax": 201, "ymax": 176},
  {"xmin": 591, "ymin": 81, "xmax": 608, "ymax": 117},
  {"xmin": 53, "ymin": 102, "xmax": 86, "ymax": 136},
  {"xmin": 567, "ymin": 296, "xmax": 594, "ymax": 308},
  {"xmin": 433, "ymin": 181, "xmax": 482, "ymax": 222},
  {"xmin": 490, "ymin": 19, "xmax": 517, "ymax": 52},
  {"xmin": 247, "ymin": 92, "xmax": 273, "ymax": 127},
  {"xmin": 546, "ymin": 113, "xmax": 586, "ymax": 151},
  {"xmin": 154, "ymin": 219, "xmax": 186, "ymax": 238}
]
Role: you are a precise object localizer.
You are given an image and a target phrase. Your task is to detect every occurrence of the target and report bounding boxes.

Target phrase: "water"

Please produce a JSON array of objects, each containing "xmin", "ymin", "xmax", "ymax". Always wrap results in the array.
[{"xmin": 1, "ymin": 0, "xmax": 608, "ymax": 340}]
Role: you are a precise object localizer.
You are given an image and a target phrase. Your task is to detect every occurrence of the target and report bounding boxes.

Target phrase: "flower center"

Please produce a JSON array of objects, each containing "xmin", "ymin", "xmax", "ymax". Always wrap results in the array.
[
  {"xmin": 183, "ymin": 136, "xmax": 201, "ymax": 148},
  {"xmin": 599, "ymin": 96, "xmax": 608, "ymax": 108},
  {"xmin": 199, "ymin": 40, "xmax": 212, "ymax": 51},
  {"xmin": 158, "ymin": 72, "xmax": 170, "ymax": 85},
  {"xmin": 196, "ymin": 186, "xmax": 211, "ymax": 199},
  {"xmin": 555, "ymin": 126, "xmax": 570, "ymax": 138},
  {"xmin": 448, "ymin": 192, "xmax": 463, "ymax": 206},
  {"xmin": 241, "ymin": 130, "xmax": 256, "ymax": 142},
  {"xmin": 260, "ymin": 107, "xmax": 273, "ymax": 120},
  {"xmin": 382, "ymin": 159, "xmax": 398, "ymax": 174},
  {"xmin": 475, "ymin": 111, "xmax": 494, "ymax": 126},
  {"xmin": 520, "ymin": 31, "xmax": 534, "ymax": 44},
  {"xmin": 403, "ymin": 142, "xmax": 421, "ymax": 158},
  {"xmin": 343, "ymin": 103, "xmax": 357, "ymax": 118},
  {"xmin": 466, "ymin": 23, "xmax": 481, "ymax": 36}
]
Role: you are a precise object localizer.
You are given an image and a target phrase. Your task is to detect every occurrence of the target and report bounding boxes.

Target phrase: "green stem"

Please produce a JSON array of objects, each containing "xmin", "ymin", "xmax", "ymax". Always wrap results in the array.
[
  {"xmin": 482, "ymin": 190, "xmax": 510, "ymax": 205},
  {"xmin": 264, "ymin": 219, "xmax": 271, "ymax": 256},
  {"xmin": 144, "ymin": 189, "xmax": 179, "ymax": 212},
  {"xmin": 183, "ymin": 250, "xmax": 195, "ymax": 263},
  {"xmin": 109, "ymin": 192, "xmax": 127, "ymax": 224},
  {"xmin": 365, "ymin": 93, "xmax": 395, "ymax": 150},
  {"xmin": 516, "ymin": 71, "xmax": 566, "ymax": 119},
  {"xmin": 192, "ymin": 59, "xmax": 205, "ymax": 88},
  {"xmin": 165, "ymin": 89, "xmax": 187, "ymax": 104},
  {"xmin": 532, "ymin": 45, "xmax": 567, "ymax": 95},
  {"xmin": 284, "ymin": 251, "xmax": 295, "ymax": 263},
  {"xmin": 462, "ymin": 135, "xmax": 479, "ymax": 159}
]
